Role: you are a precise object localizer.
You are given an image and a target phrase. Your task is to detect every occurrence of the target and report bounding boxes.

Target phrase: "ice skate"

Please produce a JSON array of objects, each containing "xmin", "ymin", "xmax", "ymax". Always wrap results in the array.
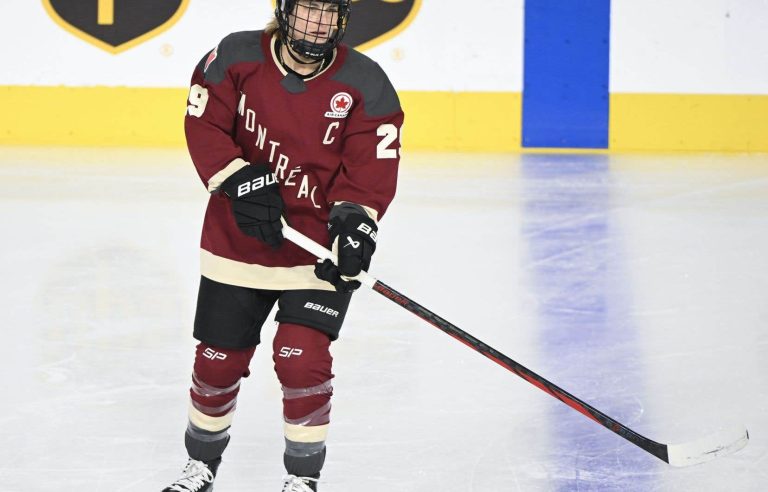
[
  {"xmin": 162, "ymin": 458, "xmax": 220, "ymax": 492},
  {"xmin": 281, "ymin": 474, "xmax": 319, "ymax": 492}
]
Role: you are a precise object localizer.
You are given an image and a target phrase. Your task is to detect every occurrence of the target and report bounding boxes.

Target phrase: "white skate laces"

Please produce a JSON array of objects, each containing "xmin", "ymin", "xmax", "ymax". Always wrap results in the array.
[
  {"xmin": 281, "ymin": 474, "xmax": 319, "ymax": 492},
  {"xmin": 166, "ymin": 459, "xmax": 215, "ymax": 492}
]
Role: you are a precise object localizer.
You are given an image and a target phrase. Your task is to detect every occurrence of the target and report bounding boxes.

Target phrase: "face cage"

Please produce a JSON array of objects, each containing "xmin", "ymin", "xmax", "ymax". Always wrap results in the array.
[{"xmin": 276, "ymin": 0, "xmax": 350, "ymax": 61}]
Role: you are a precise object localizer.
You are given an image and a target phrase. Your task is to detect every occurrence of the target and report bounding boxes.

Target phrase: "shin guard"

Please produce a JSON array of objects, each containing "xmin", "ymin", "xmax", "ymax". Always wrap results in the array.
[
  {"xmin": 273, "ymin": 323, "xmax": 333, "ymax": 475},
  {"xmin": 186, "ymin": 343, "xmax": 255, "ymax": 461}
]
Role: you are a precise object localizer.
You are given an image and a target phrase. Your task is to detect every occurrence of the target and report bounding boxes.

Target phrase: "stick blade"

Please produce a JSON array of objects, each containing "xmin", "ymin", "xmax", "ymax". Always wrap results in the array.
[{"xmin": 666, "ymin": 426, "xmax": 749, "ymax": 467}]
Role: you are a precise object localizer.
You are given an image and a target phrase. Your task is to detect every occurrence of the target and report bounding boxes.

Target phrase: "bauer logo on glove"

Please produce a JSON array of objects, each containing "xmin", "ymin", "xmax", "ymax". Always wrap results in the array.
[
  {"xmin": 314, "ymin": 203, "xmax": 378, "ymax": 293},
  {"xmin": 220, "ymin": 163, "xmax": 284, "ymax": 248},
  {"xmin": 236, "ymin": 172, "xmax": 277, "ymax": 197},
  {"xmin": 356, "ymin": 222, "xmax": 377, "ymax": 241}
]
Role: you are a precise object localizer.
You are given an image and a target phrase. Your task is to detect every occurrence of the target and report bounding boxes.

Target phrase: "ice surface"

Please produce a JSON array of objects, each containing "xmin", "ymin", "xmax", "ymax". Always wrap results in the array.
[{"xmin": 0, "ymin": 148, "xmax": 765, "ymax": 491}]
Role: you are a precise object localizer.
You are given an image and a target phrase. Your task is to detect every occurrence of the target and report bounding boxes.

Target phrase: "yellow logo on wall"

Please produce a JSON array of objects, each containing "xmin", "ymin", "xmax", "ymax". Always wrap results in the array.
[
  {"xmin": 271, "ymin": 0, "xmax": 421, "ymax": 51},
  {"xmin": 345, "ymin": 0, "xmax": 421, "ymax": 51},
  {"xmin": 42, "ymin": 0, "xmax": 189, "ymax": 54}
]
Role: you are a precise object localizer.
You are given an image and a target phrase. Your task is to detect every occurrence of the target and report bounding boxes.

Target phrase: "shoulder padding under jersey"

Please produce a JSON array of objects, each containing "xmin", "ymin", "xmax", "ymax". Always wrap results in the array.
[
  {"xmin": 331, "ymin": 49, "xmax": 400, "ymax": 118},
  {"xmin": 198, "ymin": 30, "xmax": 265, "ymax": 85}
]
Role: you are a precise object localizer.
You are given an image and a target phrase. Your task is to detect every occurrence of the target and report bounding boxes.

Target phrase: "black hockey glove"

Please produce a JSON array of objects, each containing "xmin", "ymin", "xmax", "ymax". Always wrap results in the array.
[
  {"xmin": 315, "ymin": 205, "xmax": 378, "ymax": 293},
  {"xmin": 220, "ymin": 164, "xmax": 284, "ymax": 248}
]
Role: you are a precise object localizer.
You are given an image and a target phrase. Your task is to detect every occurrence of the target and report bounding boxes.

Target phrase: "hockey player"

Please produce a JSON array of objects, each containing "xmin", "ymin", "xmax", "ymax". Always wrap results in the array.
[{"xmin": 162, "ymin": 0, "xmax": 403, "ymax": 491}]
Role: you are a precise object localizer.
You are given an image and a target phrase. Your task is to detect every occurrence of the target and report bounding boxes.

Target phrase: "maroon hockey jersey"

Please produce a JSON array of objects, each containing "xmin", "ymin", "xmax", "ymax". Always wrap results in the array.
[{"xmin": 185, "ymin": 30, "xmax": 403, "ymax": 291}]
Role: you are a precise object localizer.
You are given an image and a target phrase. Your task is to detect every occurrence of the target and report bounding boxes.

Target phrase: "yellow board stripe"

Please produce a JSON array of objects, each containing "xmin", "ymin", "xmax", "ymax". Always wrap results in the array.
[
  {"xmin": 0, "ymin": 85, "xmax": 185, "ymax": 147},
  {"xmin": 0, "ymin": 86, "xmax": 522, "ymax": 151},
  {"xmin": 398, "ymin": 91, "xmax": 522, "ymax": 152},
  {"xmin": 610, "ymin": 93, "xmax": 768, "ymax": 152},
  {"xmin": 0, "ymin": 86, "xmax": 765, "ymax": 151}
]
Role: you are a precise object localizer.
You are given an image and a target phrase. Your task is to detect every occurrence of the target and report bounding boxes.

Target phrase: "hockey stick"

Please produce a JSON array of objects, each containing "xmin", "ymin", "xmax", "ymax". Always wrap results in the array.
[{"xmin": 282, "ymin": 224, "xmax": 749, "ymax": 467}]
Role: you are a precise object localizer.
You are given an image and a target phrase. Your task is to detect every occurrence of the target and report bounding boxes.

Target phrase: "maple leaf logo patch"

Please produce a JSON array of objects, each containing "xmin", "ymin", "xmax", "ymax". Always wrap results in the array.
[{"xmin": 325, "ymin": 92, "xmax": 353, "ymax": 119}]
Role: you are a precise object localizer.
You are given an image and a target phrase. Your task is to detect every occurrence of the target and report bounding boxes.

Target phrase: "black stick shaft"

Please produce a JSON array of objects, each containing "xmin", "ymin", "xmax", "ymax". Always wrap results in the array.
[
  {"xmin": 370, "ymin": 279, "xmax": 669, "ymax": 463},
  {"xmin": 279, "ymin": 224, "xmax": 671, "ymax": 463}
]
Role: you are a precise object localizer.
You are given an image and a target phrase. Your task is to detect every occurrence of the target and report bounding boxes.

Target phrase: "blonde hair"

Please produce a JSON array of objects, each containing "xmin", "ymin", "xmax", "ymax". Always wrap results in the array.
[{"xmin": 265, "ymin": 17, "xmax": 280, "ymax": 36}]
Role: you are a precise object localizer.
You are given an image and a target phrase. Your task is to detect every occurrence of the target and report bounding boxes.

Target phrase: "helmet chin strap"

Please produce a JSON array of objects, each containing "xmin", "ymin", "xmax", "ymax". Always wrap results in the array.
[
  {"xmin": 276, "ymin": 38, "xmax": 329, "ymax": 79},
  {"xmin": 284, "ymin": 41, "xmax": 322, "ymax": 66}
]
